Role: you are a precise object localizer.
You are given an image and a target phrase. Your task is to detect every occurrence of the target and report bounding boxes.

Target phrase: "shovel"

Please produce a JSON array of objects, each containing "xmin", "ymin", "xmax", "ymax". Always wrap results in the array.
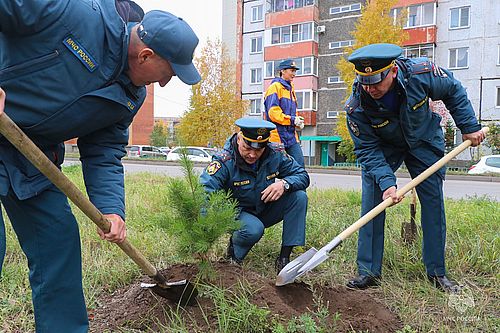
[
  {"xmin": 276, "ymin": 127, "xmax": 489, "ymax": 286},
  {"xmin": 401, "ymin": 188, "xmax": 418, "ymax": 244},
  {"xmin": 0, "ymin": 110, "xmax": 197, "ymax": 306}
]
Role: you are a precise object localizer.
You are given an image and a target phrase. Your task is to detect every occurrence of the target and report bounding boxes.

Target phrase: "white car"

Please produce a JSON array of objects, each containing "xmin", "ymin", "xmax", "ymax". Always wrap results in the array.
[
  {"xmin": 127, "ymin": 145, "xmax": 167, "ymax": 159},
  {"xmin": 468, "ymin": 155, "xmax": 500, "ymax": 175},
  {"xmin": 166, "ymin": 146, "xmax": 217, "ymax": 163}
]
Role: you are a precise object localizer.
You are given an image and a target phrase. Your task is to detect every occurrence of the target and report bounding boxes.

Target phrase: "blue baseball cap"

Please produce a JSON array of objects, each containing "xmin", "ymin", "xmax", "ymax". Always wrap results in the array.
[
  {"xmin": 137, "ymin": 10, "xmax": 201, "ymax": 85},
  {"xmin": 278, "ymin": 59, "xmax": 300, "ymax": 71},
  {"xmin": 348, "ymin": 43, "xmax": 402, "ymax": 85},
  {"xmin": 235, "ymin": 118, "xmax": 276, "ymax": 149}
]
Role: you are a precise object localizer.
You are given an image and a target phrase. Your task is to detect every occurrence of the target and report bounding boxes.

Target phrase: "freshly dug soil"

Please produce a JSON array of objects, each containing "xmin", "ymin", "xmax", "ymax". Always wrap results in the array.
[{"xmin": 90, "ymin": 262, "xmax": 402, "ymax": 332}]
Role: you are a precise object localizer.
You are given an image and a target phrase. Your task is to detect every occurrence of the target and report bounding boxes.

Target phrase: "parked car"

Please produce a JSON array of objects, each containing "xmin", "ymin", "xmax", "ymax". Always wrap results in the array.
[
  {"xmin": 166, "ymin": 146, "xmax": 217, "ymax": 163},
  {"xmin": 158, "ymin": 146, "xmax": 171, "ymax": 155},
  {"xmin": 468, "ymin": 155, "xmax": 500, "ymax": 175},
  {"xmin": 127, "ymin": 145, "xmax": 167, "ymax": 159}
]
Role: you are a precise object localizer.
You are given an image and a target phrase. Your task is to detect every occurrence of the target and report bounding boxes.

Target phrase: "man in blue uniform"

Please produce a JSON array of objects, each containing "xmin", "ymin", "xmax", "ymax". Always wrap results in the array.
[
  {"xmin": 200, "ymin": 118, "xmax": 309, "ymax": 273},
  {"xmin": 344, "ymin": 43, "xmax": 485, "ymax": 292},
  {"xmin": 0, "ymin": 1, "xmax": 200, "ymax": 332}
]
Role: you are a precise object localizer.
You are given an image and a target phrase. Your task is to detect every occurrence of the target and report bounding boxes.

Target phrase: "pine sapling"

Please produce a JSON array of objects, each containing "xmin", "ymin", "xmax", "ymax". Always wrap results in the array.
[{"xmin": 160, "ymin": 148, "xmax": 239, "ymax": 280}]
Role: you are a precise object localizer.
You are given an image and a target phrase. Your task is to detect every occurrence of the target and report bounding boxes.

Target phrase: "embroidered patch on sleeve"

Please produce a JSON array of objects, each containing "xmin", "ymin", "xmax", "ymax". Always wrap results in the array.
[
  {"xmin": 348, "ymin": 120, "xmax": 360, "ymax": 136},
  {"xmin": 62, "ymin": 36, "xmax": 99, "ymax": 72},
  {"xmin": 206, "ymin": 161, "xmax": 222, "ymax": 175}
]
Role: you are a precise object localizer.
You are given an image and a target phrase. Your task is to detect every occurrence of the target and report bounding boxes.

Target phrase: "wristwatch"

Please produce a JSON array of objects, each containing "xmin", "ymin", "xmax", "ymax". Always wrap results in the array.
[{"xmin": 281, "ymin": 179, "xmax": 290, "ymax": 192}]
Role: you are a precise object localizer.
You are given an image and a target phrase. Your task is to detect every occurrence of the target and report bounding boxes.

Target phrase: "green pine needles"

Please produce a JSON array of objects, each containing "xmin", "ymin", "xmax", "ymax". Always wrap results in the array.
[{"xmin": 161, "ymin": 149, "xmax": 240, "ymax": 280}]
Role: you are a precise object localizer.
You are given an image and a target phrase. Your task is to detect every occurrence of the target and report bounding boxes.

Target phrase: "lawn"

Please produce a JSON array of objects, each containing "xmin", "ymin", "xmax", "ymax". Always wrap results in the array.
[{"xmin": 1, "ymin": 166, "xmax": 498, "ymax": 332}]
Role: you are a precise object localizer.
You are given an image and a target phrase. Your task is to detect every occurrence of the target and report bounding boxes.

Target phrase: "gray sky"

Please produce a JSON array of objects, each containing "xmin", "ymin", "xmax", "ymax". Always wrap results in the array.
[{"xmin": 134, "ymin": 0, "xmax": 222, "ymax": 117}]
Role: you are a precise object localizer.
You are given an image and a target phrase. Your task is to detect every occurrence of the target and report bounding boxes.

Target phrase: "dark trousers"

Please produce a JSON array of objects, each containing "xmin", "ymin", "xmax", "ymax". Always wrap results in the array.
[
  {"xmin": 232, "ymin": 190, "xmax": 307, "ymax": 260},
  {"xmin": 357, "ymin": 153, "xmax": 447, "ymax": 277},
  {"xmin": 0, "ymin": 185, "xmax": 88, "ymax": 333},
  {"xmin": 285, "ymin": 142, "xmax": 305, "ymax": 167}
]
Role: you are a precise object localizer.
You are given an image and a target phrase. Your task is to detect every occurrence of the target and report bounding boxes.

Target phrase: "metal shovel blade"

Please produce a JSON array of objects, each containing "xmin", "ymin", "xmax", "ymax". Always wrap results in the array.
[
  {"xmin": 275, "ymin": 247, "xmax": 317, "ymax": 286},
  {"xmin": 141, "ymin": 280, "xmax": 198, "ymax": 306}
]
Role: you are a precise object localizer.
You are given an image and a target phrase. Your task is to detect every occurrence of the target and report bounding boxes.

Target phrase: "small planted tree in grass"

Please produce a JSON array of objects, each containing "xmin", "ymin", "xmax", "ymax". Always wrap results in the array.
[{"xmin": 160, "ymin": 149, "xmax": 240, "ymax": 280}]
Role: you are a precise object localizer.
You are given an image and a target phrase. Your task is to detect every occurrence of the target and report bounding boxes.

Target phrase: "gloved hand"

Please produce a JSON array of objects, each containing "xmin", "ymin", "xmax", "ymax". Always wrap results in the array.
[{"xmin": 294, "ymin": 116, "xmax": 305, "ymax": 130}]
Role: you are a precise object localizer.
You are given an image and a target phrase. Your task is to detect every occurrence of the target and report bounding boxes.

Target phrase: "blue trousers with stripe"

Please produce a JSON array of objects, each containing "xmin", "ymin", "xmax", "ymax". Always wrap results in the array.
[
  {"xmin": 357, "ymin": 153, "xmax": 447, "ymax": 277},
  {"xmin": 0, "ymin": 185, "xmax": 88, "ymax": 333}
]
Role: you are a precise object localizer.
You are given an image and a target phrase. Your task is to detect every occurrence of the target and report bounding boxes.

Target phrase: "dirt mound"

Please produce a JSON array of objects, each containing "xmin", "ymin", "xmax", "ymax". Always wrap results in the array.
[{"xmin": 90, "ymin": 262, "xmax": 401, "ymax": 332}]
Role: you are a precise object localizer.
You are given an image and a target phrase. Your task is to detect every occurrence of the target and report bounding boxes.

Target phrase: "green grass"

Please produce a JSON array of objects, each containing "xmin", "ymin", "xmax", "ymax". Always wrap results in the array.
[{"xmin": 0, "ymin": 167, "xmax": 498, "ymax": 332}]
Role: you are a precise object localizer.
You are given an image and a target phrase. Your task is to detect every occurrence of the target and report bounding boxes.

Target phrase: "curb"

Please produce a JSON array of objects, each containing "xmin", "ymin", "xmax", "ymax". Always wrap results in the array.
[{"xmin": 64, "ymin": 157, "xmax": 500, "ymax": 183}]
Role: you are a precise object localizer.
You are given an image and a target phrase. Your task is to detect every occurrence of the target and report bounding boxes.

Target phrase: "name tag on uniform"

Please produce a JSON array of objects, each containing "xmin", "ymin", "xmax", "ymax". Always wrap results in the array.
[
  {"xmin": 266, "ymin": 172, "xmax": 279, "ymax": 180},
  {"xmin": 126, "ymin": 99, "xmax": 136, "ymax": 111},
  {"xmin": 233, "ymin": 180, "xmax": 250, "ymax": 186},
  {"xmin": 63, "ymin": 36, "xmax": 99, "ymax": 72}
]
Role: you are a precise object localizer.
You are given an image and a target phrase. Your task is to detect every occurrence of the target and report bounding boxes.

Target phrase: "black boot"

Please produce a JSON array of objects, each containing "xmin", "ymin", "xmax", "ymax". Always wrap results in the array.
[
  {"xmin": 226, "ymin": 237, "xmax": 242, "ymax": 265},
  {"xmin": 275, "ymin": 256, "xmax": 290, "ymax": 274},
  {"xmin": 346, "ymin": 275, "xmax": 381, "ymax": 290},
  {"xmin": 428, "ymin": 275, "xmax": 461, "ymax": 293}
]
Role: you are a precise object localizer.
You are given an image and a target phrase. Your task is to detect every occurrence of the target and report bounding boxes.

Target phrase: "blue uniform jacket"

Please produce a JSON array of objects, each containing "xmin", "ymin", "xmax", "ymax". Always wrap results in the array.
[
  {"xmin": 345, "ymin": 57, "xmax": 481, "ymax": 192},
  {"xmin": 200, "ymin": 134, "xmax": 310, "ymax": 216},
  {"xmin": 264, "ymin": 78, "xmax": 299, "ymax": 147},
  {"xmin": 0, "ymin": 0, "xmax": 146, "ymax": 218}
]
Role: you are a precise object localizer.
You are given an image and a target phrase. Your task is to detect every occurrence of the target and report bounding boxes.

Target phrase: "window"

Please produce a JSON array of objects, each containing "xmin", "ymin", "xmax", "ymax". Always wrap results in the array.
[
  {"xmin": 449, "ymin": 47, "xmax": 469, "ymax": 69},
  {"xmin": 330, "ymin": 3, "xmax": 361, "ymax": 15},
  {"xmin": 264, "ymin": 57, "xmax": 318, "ymax": 78},
  {"xmin": 268, "ymin": 0, "xmax": 315, "ymax": 13},
  {"xmin": 250, "ymin": 37, "xmax": 263, "ymax": 53},
  {"xmin": 485, "ymin": 156, "xmax": 500, "ymax": 168},
  {"xmin": 329, "ymin": 39, "xmax": 354, "ymax": 49},
  {"xmin": 392, "ymin": 3, "xmax": 434, "ymax": 28},
  {"xmin": 327, "ymin": 76, "xmax": 343, "ymax": 84},
  {"xmin": 326, "ymin": 111, "xmax": 345, "ymax": 119},
  {"xmin": 497, "ymin": 87, "xmax": 500, "ymax": 107},
  {"xmin": 296, "ymin": 90, "xmax": 317, "ymax": 110},
  {"xmin": 249, "ymin": 98, "xmax": 262, "ymax": 115},
  {"xmin": 403, "ymin": 44, "xmax": 435, "ymax": 62},
  {"xmin": 497, "ymin": 45, "xmax": 500, "ymax": 65},
  {"xmin": 250, "ymin": 68, "xmax": 262, "ymax": 84},
  {"xmin": 251, "ymin": 5, "xmax": 263, "ymax": 22},
  {"xmin": 270, "ymin": 22, "xmax": 314, "ymax": 45},
  {"xmin": 450, "ymin": 6, "xmax": 470, "ymax": 29}
]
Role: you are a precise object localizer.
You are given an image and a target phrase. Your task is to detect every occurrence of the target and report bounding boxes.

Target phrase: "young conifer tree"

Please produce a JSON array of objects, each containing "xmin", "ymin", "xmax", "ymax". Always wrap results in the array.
[{"xmin": 161, "ymin": 148, "xmax": 240, "ymax": 280}]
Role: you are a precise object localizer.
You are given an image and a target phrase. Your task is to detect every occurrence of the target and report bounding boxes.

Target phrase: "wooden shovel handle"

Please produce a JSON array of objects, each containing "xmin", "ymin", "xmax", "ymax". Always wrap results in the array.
[
  {"xmin": 338, "ymin": 127, "xmax": 490, "ymax": 241},
  {"xmin": 0, "ymin": 111, "xmax": 159, "ymax": 279}
]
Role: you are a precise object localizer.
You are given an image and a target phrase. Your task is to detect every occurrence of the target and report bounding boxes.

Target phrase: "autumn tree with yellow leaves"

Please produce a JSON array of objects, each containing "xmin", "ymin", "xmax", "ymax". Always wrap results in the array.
[
  {"xmin": 176, "ymin": 39, "xmax": 248, "ymax": 147},
  {"xmin": 335, "ymin": 0, "xmax": 408, "ymax": 162}
]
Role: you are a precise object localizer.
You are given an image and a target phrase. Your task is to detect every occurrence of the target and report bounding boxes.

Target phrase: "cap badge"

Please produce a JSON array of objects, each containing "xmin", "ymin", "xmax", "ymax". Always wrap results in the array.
[
  {"xmin": 257, "ymin": 128, "xmax": 267, "ymax": 135},
  {"xmin": 291, "ymin": 61, "xmax": 296, "ymax": 67},
  {"xmin": 257, "ymin": 135, "xmax": 263, "ymax": 140},
  {"xmin": 365, "ymin": 67, "xmax": 372, "ymax": 73}
]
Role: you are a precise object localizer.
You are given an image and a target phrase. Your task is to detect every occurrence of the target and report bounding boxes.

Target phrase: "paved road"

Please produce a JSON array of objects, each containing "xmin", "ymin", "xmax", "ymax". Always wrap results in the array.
[{"xmin": 68, "ymin": 161, "xmax": 498, "ymax": 202}]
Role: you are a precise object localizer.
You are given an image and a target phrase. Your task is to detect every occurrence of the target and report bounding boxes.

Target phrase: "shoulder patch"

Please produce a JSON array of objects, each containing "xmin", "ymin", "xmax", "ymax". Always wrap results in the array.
[
  {"xmin": 348, "ymin": 120, "xmax": 360, "ymax": 136},
  {"xmin": 344, "ymin": 95, "xmax": 360, "ymax": 114},
  {"xmin": 431, "ymin": 63, "xmax": 448, "ymax": 78},
  {"xmin": 412, "ymin": 61, "xmax": 432, "ymax": 75},
  {"xmin": 206, "ymin": 161, "xmax": 222, "ymax": 175},
  {"xmin": 214, "ymin": 150, "xmax": 232, "ymax": 163}
]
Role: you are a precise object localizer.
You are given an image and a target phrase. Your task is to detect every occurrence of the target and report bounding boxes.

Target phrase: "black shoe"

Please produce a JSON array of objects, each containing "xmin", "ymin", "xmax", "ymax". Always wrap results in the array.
[
  {"xmin": 275, "ymin": 257, "xmax": 290, "ymax": 274},
  {"xmin": 428, "ymin": 275, "xmax": 461, "ymax": 293},
  {"xmin": 346, "ymin": 275, "xmax": 381, "ymax": 290},
  {"xmin": 226, "ymin": 237, "xmax": 242, "ymax": 265}
]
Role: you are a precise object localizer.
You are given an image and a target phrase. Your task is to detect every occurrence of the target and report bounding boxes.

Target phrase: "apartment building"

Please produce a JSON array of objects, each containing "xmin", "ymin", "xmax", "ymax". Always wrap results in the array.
[{"xmin": 225, "ymin": 0, "xmax": 500, "ymax": 165}]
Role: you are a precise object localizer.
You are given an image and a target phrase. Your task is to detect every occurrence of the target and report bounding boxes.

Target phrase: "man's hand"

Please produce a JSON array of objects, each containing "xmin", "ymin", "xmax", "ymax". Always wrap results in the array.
[
  {"xmin": 0, "ymin": 88, "xmax": 5, "ymax": 115},
  {"xmin": 261, "ymin": 181, "xmax": 286, "ymax": 203},
  {"xmin": 382, "ymin": 186, "xmax": 404, "ymax": 206},
  {"xmin": 463, "ymin": 130, "xmax": 486, "ymax": 147},
  {"xmin": 97, "ymin": 214, "xmax": 126, "ymax": 243},
  {"xmin": 294, "ymin": 116, "xmax": 304, "ymax": 130}
]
